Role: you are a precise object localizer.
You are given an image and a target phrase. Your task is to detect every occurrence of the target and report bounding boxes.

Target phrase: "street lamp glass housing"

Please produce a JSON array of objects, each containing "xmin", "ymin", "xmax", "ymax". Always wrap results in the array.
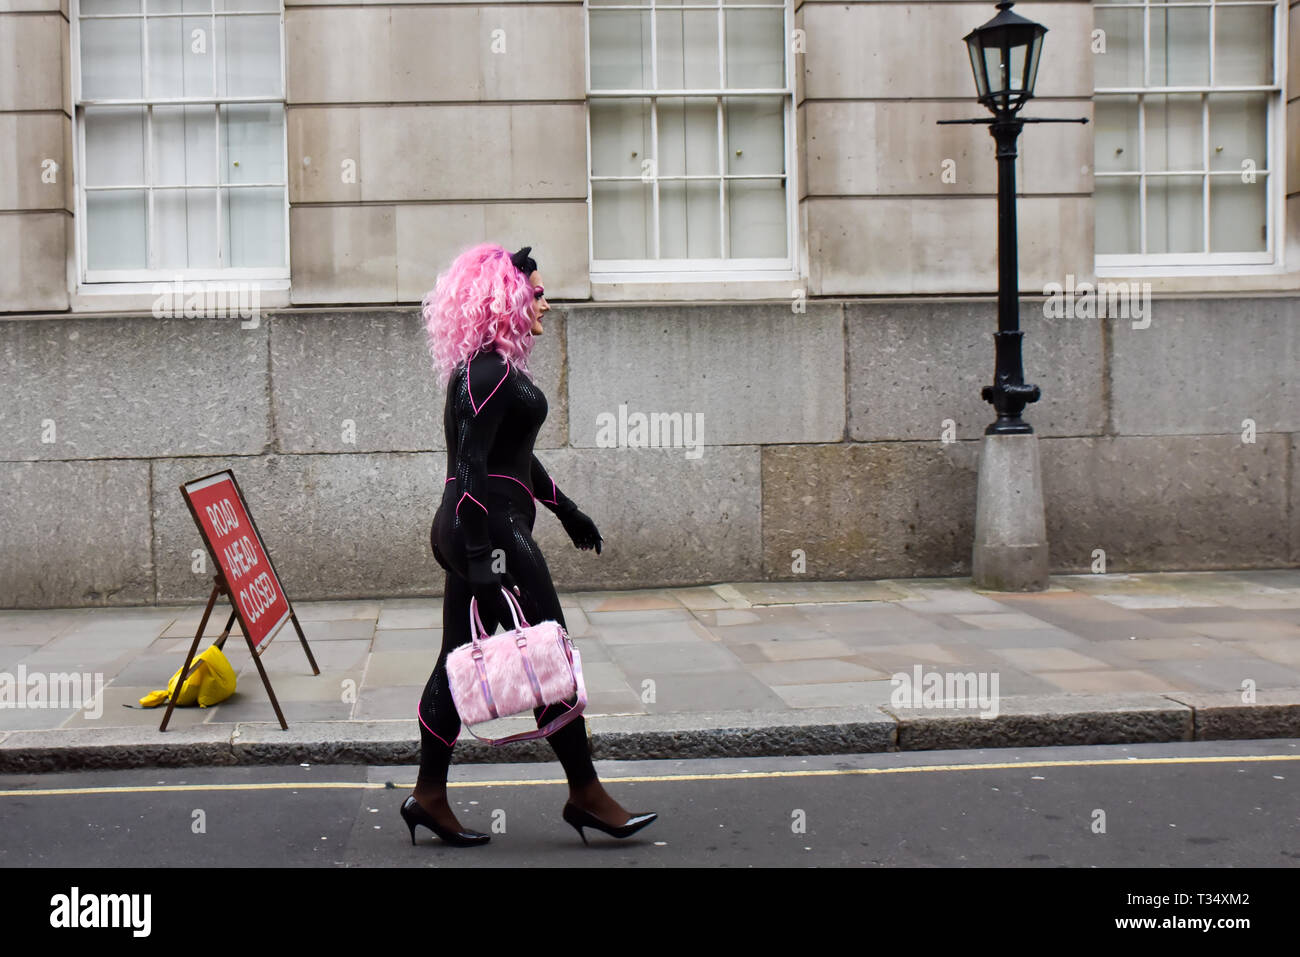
[{"xmin": 963, "ymin": 1, "xmax": 1046, "ymax": 114}]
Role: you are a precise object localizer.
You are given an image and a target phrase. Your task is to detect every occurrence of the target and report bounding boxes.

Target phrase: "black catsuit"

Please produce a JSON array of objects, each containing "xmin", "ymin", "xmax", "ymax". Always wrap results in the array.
[{"xmin": 418, "ymin": 346, "xmax": 598, "ymax": 788}]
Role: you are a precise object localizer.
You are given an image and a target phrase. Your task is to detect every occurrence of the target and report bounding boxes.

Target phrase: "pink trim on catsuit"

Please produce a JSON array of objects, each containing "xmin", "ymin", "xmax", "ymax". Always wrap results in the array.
[
  {"xmin": 455, "ymin": 491, "xmax": 488, "ymax": 517},
  {"xmin": 487, "ymin": 473, "xmax": 536, "ymax": 500},
  {"xmin": 417, "ymin": 706, "xmax": 460, "ymax": 747},
  {"xmin": 466, "ymin": 353, "xmax": 510, "ymax": 416},
  {"xmin": 448, "ymin": 474, "xmax": 537, "ymax": 505},
  {"xmin": 537, "ymin": 478, "xmax": 558, "ymax": 505},
  {"xmin": 450, "ymin": 355, "xmax": 512, "ymax": 515},
  {"xmin": 448, "ymin": 475, "xmax": 532, "ymax": 500}
]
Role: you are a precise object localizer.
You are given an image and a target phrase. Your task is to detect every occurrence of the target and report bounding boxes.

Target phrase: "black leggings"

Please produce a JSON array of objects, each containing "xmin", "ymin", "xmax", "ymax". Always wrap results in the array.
[{"xmin": 417, "ymin": 476, "xmax": 596, "ymax": 788}]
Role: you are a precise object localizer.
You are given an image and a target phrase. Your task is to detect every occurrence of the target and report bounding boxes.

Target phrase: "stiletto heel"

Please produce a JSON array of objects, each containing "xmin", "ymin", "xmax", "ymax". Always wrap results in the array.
[
  {"xmin": 401, "ymin": 795, "xmax": 491, "ymax": 847},
  {"xmin": 562, "ymin": 802, "xmax": 657, "ymax": 844}
]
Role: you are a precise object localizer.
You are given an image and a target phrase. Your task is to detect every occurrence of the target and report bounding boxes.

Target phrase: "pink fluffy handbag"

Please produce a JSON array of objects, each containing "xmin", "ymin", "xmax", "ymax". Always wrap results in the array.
[{"xmin": 446, "ymin": 587, "xmax": 587, "ymax": 745}]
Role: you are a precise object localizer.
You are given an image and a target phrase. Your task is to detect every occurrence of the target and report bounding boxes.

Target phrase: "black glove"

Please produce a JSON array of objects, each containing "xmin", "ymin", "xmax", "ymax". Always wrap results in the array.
[
  {"xmin": 557, "ymin": 505, "xmax": 602, "ymax": 554},
  {"xmin": 467, "ymin": 558, "xmax": 520, "ymax": 633}
]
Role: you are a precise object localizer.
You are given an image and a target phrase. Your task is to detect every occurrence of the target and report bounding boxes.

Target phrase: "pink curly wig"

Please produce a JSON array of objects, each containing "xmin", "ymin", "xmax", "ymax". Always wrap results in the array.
[{"xmin": 422, "ymin": 242, "xmax": 538, "ymax": 390}]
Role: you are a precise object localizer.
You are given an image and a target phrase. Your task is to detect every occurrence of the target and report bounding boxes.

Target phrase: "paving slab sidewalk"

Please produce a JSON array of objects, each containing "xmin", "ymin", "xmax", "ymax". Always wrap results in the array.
[{"xmin": 2, "ymin": 571, "xmax": 1300, "ymax": 772}]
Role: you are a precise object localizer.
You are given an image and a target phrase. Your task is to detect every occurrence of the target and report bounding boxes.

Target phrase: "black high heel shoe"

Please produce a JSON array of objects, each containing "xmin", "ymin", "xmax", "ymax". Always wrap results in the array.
[
  {"xmin": 562, "ymin": 802, "xmax": 658, "ymax": 845},
  {"xmin": 401, "ymin": 795, "xmax": 490, "ymax": 847}
]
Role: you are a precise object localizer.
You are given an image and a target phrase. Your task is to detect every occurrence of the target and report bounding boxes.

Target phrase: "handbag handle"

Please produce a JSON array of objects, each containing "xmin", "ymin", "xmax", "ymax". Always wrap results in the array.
[{"xmin": 468, "ymin": 586, "xmax": 530, "ymax": 641}]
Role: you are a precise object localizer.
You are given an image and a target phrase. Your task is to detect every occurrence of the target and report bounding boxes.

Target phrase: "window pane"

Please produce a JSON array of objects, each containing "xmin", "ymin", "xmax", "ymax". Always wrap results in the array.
[
  {"xmin": 156, "ymin": 187, "xmax": 219, "ymax": 267},
  {"xmin": 1150, "ymin": 7, "xmax": 1209, "ymax": 86},
  {"xmin": 593, "ymin": 181, "xmax": 653, "ymax": 258},
  {"xmin": 1094, "ymin": 8, "xmax": 1143, "ymax": 87},
  {"xmin": 1145, "ymin": 94, "xmax": 1201, "ymax": 171},
  {"xmin": 83, "ymin": 106, "xmax": 146, "ymax": 186},
  {"xmin": 80, "ymin": 0, "xmax": 140, "ymax": 12},
  {"xmin": 983, "ymin": 47, "xmax": 1005, "ymax": 97},
  {"xmin": 153, "ymin": 105, "xmax": 217, "ymax": 186},
  {"xmin": 725, "ymin": 96, "xmax": 783, "ymax": 174},
  {"xmin": 1009, "ymin": 43, "xmax": 1027, "ymax": 93},
  {"xmin": 222, "ymin": 186, "xmax": 285, "ymax": 267},
  {"xmin": 1025, "ymin": 31, "xmax": 1043, "ymax": 93},
  {"xmin": 657, "ymin": 9, "xmax": 720, "ymax": 89},
  {"xmin": 1208, "ymin": 93, "xmax": 1266, "ymax": 174},
  {"xmin": 151, "ymin": 0, "xmax": 214, "ymax": 12},
  {"xmin": 727, "ymin": 178, "xmax": 785, "ymax": 257},
  {"xmin": 1095, "ymin": 177, "xmax": 1140, "ymax": 254},
  {"xmin": 660, "ymin": 180, "xmax": 720, "ymax": 258},
  {"xmin": 658, "ymin": 97, "xmax": 718, "ymax": 176},
  {"xmin": 1146, "ymin": 175, "xmax": 1203, "ymax": 253},
  {"xmin": 590, "ymin": 11, "xmax": 651, "ymax": 89},
  {"xmin": 215, "ymin": 0, "xmax": 279, "ymax": 10},
  {"xmin": 86, "ymin": 190, "xmax": 147, "ymax": 269},
  {"xmin": 221, "ymin": 104, "xmax": 285, "ymax": 184},
  {"xmin": 1215, "ymin": 4, "xmax": 1274, "ymax": 86},
  {"xmin": 147, "ymin": 16, "xmax": 215, "ymax": 98},
  {"xmin": 217, "ymin": 15, "xmax": 282, "ymax": 97},
  {"xmin": 724, "ymin": 9, "xmax": 784, "ymax": 88},
  {"xmin": 1095, "ymin": 95, "xmax": 1139, "ymax": 173},
  {"xmin": 1209, "ymin": 177, "xmax": 1267, "ymax": 252},
  {"xmin": 80, "ymin": 18, "xmax": 143, "ymax": 99},
  {"xmin": 589, "ymin": 98, "xmax": 652, "ymax": 177}
]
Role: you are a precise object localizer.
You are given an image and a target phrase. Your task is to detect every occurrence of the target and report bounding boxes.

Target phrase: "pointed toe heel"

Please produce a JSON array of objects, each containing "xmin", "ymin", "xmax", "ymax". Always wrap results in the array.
[
  {"xmin": 401, "ymin": 795, "xmax": 491, "ymax": 848},
  {"xmin": 562, "ymin": 802, "xmax": 658, "ymax": 845}
]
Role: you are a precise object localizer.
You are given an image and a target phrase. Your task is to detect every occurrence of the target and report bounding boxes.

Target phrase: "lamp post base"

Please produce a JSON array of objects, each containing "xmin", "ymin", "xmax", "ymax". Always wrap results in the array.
[{"xmin": 972, "ymin": 432, "xmax": 1048, "ymax": 591}]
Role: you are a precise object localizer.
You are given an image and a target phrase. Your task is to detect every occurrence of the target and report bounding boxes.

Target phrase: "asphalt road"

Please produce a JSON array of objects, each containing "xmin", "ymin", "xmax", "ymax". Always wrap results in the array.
[{"xmin": 1, "ymin": 739, "xmax": 1297, "ymax": 868}]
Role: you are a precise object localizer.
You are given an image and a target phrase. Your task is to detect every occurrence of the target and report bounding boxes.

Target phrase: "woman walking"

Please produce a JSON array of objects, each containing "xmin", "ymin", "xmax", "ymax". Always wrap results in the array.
[{"xmin": 403, "ymin": 242, "xmax": 657, "ymax": 847}]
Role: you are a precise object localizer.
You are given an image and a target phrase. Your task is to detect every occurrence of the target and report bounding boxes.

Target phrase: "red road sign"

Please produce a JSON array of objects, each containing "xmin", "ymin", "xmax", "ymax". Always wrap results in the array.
[{"xmin": 181, "ymin": 470, "xmax": 290, "ymax": 653}]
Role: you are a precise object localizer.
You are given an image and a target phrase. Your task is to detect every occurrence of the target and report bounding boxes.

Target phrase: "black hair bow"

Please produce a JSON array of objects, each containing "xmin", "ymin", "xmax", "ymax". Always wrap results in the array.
[{"xmin": 510, "ymin": 246, "xmax": 538, "ymax": 276}]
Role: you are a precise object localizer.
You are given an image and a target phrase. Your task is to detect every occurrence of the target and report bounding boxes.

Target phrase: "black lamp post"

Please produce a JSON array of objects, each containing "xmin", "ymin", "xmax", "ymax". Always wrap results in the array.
[{"xmin": 940, "ymin": 1, "xmax": 1086, "ymax": 435}]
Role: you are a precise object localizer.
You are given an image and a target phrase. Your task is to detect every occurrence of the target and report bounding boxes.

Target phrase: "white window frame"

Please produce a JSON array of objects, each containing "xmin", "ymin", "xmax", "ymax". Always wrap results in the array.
[
  {"xmin": 70, "ymin": 0, "xmax": 291, "ymax": 285},
  {"xmin": 1093, "ymin": 0, "xmax": 1287, "ymax": 275},
  {"xmin": 584, "ymin": 0, "xmax": 799, "ymax": 283}
]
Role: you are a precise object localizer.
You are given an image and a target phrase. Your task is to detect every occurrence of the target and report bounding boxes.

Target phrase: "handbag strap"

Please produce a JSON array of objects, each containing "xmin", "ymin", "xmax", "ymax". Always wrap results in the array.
[{"xmin": 470, "ymin": 649, "xmax": 500, "ymax": 721}]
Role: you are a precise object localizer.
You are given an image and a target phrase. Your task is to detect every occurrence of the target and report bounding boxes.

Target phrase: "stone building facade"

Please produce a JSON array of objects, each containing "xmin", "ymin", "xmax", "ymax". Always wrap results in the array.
[{"xmin": 2, "ymin": 1, "xmax": 1298, "ymax": 606}]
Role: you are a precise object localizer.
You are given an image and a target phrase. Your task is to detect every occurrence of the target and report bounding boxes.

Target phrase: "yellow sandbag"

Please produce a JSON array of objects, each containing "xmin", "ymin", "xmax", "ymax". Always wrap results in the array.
[{"xmin": 140, "ymin": 644, "xmax": 237, "ymax": 708}]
